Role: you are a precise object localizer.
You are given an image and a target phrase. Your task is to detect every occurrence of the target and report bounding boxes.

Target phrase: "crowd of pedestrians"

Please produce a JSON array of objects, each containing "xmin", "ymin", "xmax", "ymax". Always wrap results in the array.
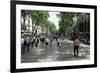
[
  {"xmin": 21, "ymin": 34, "xmax": 80, "ymax": 57},
  {"xmin": 21, "ymin": 35, "xmax": 62, "ymax": 54}
]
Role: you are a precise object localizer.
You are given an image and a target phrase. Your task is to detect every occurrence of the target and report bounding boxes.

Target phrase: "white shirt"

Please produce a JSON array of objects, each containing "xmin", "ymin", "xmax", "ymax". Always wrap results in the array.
[{"xmin": 21, "ymin": 38, "xmax": 24, "ymax": 44}]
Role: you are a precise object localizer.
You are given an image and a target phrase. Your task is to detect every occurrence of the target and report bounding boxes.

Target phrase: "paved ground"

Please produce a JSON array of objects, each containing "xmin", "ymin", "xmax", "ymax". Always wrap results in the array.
[{"xmin": 21, "ymin": 39, "xmax": 90, "ymax": 63}]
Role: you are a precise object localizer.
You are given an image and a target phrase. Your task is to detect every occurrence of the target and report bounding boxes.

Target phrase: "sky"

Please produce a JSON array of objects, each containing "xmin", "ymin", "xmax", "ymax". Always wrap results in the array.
[{"xmin": 48, "ymin": 12, "xmax": 60, "ymax": 30}]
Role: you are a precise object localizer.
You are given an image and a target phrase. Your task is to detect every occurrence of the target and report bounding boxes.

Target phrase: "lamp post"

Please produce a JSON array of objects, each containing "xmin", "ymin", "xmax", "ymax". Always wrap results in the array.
[{"xmin": 72, "ymin": 14, "xmax": 78, "ymax": 37}]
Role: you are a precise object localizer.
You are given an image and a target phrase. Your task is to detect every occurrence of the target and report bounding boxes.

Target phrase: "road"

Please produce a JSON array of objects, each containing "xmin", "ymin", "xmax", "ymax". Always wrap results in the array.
[{"xmin": 21, "ymin": 39, "xmax": 90, "ymax": 63}]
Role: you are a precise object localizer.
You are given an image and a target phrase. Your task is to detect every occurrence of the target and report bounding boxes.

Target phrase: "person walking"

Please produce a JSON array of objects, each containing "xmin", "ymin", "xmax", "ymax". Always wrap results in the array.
[
  {"xmin": 26, "ymin": 35, "xmax": 30, "ymax": 53},
  {"xmin": 73, "ymin": 36, "xmax": 80, "ymax": 57},
  {"xmin": 21, "ymin": 36, "xmax": 25, "ymax": 54},
  {"xmin": 45, "ymin": 38, "xmax": 49, "ymax": 46},
  {"xmin": 31, "ymin": 37, "xmax": 35, "ymax": 47},
  {"xmin": 50, "ymin": 36, "xmax": 53, "ymax": 45},
  {"xmin": 57, "ymin": 38, "xmax": 61, "ymax": 47},
  {"xmin": 35, "ymin": 37, "xmax": 40, "ymax": 47}
]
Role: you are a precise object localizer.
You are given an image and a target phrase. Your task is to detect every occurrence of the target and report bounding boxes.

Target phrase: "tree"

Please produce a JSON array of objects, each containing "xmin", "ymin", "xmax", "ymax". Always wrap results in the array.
[
  {"xmin": 21, "ymin": 10, "xmax": 27, "ymax": 32},
  {"xmin": 30, "ymin": 11, "xmax": 49, "ymax": 36},
  {"xmin": 58, "ymin": 12, "xmax": 75, "ymax": 36},
  {"xmin": 21, "ymin": 10, "xmax": 32, "ymax": 33},
  {"xmin": 58, "ymin": 12, "xmax": 90, "ymax": 37},
  {"xmin": 44, "ymin": 20, "xmax": 57, "ymax": 34},
  {"xmin": 76, "ymin": 13, "xmax": 90, "ymax": 41}
]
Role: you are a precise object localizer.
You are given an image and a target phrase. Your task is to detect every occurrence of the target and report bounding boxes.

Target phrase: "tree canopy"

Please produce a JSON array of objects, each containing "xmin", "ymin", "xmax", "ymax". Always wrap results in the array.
[
  {"xmin": 21, "ymin": 10, "xmax": 57, "ymax": 36},
  {"xmin": 58, "ymin": 12, "xmax": 90, "ymax": 36}
]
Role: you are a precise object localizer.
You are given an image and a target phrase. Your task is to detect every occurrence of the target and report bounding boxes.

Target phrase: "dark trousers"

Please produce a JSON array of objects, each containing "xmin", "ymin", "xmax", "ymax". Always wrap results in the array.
[
  {"xmin": 21, "ymin": 44, "xmax": 25, "ymax": 54},
  {"xmin": 26, "ymin": 43, "xmax": 30, "ymax": 52},
  {"xmin": 31, "ymin": 40, "xmax": 35, "ymax": 47},
  {"xmin": 45, "ymin": 42, "xmax": 48, "ymax": 46},
  {"xmin": 35, "ymin": 43, "xmax": 38, "ymax": 47},
  {"xmin": 57, "ymin": 42, "xmax": 60, "ymax": 46},
  {"xmin": 74, "ymin": 46, "xmax": 79, "ymax": 57}
]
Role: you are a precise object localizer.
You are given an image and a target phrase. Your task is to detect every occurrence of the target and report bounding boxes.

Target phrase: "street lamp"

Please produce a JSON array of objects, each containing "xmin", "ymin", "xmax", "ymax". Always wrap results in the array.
[
  {"xmin": 72, "ymin": 14, "xmax": 78, "ymax": 33},
  {"xmin": 72, "ymin": 14, "xmax": 78, "ymax": 40},
  {"xmin": 73, "ymin": 15, "xmax": 77, "ymax": 25}
]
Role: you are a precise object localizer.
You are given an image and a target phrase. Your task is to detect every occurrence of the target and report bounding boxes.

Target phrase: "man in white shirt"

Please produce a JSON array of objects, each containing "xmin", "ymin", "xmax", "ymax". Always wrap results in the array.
[{"xmin": 57, "ymin": 38, "xmax": 61, "ymax": 46}]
